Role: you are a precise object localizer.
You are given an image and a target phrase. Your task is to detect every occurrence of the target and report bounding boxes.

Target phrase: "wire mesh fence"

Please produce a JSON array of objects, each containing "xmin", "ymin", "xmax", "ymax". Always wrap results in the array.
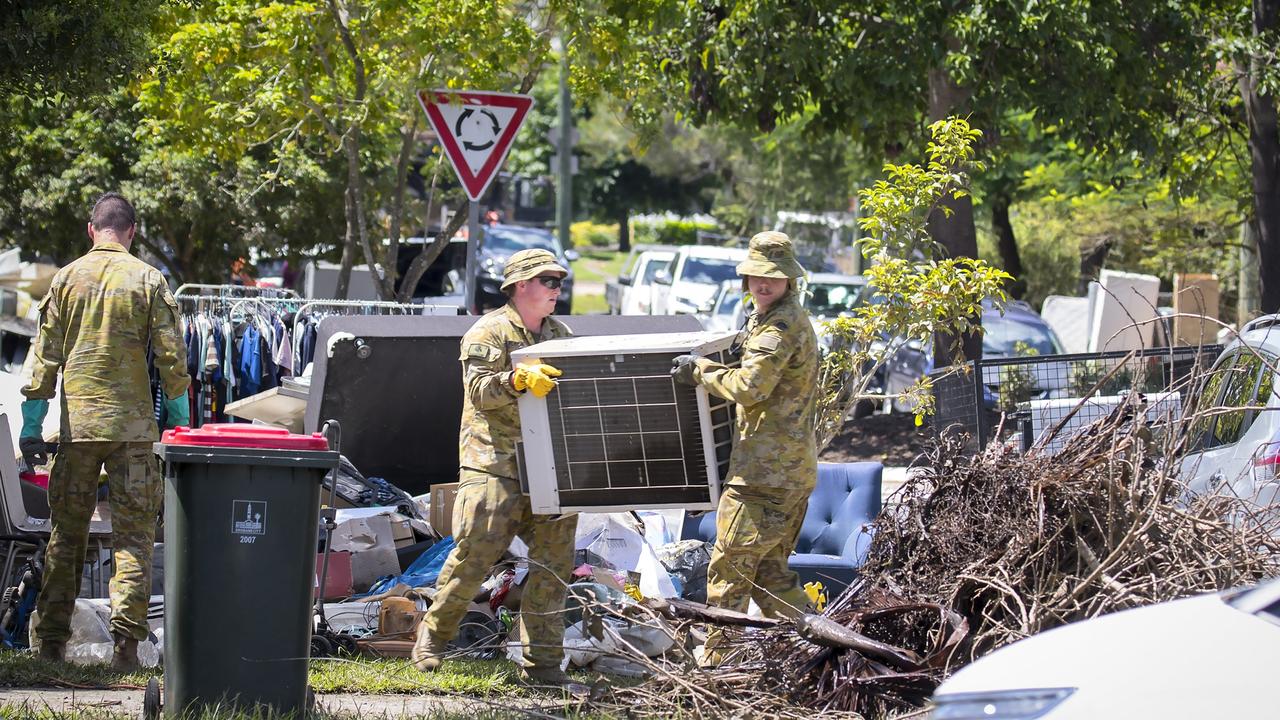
[{"xmin": 929, "ymin": 345, "xmax": 1222, "ymax": 452}]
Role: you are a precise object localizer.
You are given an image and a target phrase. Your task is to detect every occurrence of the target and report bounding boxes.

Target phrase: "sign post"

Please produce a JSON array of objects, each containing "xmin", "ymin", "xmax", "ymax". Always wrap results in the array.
[{"xmin": 417, "ymin": 89, "xmax": 535, "ymax": 313}]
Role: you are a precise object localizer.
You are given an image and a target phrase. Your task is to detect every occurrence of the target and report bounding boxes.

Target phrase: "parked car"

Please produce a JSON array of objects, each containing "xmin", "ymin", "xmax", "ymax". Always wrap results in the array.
[
  {"xmin": 605, "ymin": 245, "xmax": 676, "ymax": 315},
  {"xmin": 804, "ymin": 273, "xmax": 867, "ymax": 352},
  {"xmin": 472, "ymin": 224, "xmax": 577, "ymax": 314},
  {"xmin": 697, "ymin": 280, "xmax": 748, "ymax": 332},
  {"xmin": 1181, "ymin": 314, "xmax": 1280, "ymax": 506},
  {"xmin": 805, "ymin": 273, "xmax": 867, "ymax": 321},
  {"xmin": 929, "ymin": 577, "xmax": 1280, "ymax": 719},
  {"xmin": 650, "ymin": 245, "xmax": 748, "ymax": 316},
  {"xmin": 873, "ymin": 297, "xmax": 1066, "ymax": 412}
]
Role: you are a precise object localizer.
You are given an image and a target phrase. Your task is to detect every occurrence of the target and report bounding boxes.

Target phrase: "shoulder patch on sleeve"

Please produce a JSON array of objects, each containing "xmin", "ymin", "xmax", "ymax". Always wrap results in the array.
[
  {"xmin": 746, "ymin": 333, "xmax": 781, "ymax": 354},
  {"xmin": 463, "ymin": 342, "xmax": 501, "ymax": 363}
]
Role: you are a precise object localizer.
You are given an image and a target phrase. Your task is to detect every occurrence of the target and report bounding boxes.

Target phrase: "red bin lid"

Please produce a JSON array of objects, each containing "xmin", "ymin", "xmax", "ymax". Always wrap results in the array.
[{"xmin": 161, "ymin": 424, "xmax": 330, "ymax": 451}]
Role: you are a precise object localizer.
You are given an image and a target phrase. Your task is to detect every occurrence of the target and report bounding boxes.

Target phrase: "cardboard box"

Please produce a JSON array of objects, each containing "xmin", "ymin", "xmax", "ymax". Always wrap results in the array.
[
  {"xmin": 1172, "ymin": 273, "xmax": 1220, "ymax": 346},
  {"xmin": 430, "ymin": 482, "xmax": 460, "ymax": 537},
  {"xmin": 330, "ymin": 514, "xmax": 401, "ymax": 591},
  {"xmin": 389, "ymin": 515, "xmax": 415, "ymax": 549}
]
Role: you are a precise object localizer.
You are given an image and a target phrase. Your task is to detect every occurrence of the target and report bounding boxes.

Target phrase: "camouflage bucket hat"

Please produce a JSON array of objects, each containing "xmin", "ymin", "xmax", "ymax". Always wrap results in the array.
[
  {"xmin": 501, "ymin": 248, "xmax": 569, "ymax": 290},
  {"xmin": 736, "ymin": 231, "xmax": 806, "ymax": 279}
]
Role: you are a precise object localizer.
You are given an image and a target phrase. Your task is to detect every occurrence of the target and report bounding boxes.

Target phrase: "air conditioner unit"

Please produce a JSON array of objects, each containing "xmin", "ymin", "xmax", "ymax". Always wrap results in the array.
[{"xmin": 513, "ymin": 330, "xmax": 739, "ymax": 514}]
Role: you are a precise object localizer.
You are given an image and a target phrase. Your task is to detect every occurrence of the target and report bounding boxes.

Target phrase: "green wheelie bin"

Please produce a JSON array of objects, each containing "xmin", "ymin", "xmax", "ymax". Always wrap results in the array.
[{"xmin": 154, "ymin": 423, "xmax": 338, "ymax": 717}]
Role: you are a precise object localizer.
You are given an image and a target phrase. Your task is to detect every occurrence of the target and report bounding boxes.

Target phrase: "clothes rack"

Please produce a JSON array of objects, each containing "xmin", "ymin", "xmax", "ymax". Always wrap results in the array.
[
  {"xmin": 289, "ymin": 299, "xmax": 460, "ymax": 373},
  {"xmin": 173, "ymin": 283, "xmax": 300, "ymax": 301}
]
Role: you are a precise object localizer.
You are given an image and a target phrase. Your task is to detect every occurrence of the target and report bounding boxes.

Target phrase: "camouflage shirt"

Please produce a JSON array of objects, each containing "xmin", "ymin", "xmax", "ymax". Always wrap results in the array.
[
  {"xmin": 694, "ymin": 292, "xmax": 818, "ymax": 490},
  {"xmin": 23, "ymin": 242, "xmax": 189, "ymax": 442},
  {"xmin": 458, "ymin": 303, "xmax": 571, "ymax": 480}
]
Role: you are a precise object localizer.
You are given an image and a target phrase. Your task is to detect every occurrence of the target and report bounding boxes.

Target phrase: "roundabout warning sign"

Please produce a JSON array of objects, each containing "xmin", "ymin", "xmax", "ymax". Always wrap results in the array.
[{"xmin": 417, "ymin": 89, "xmax": 534, "ymax": 201}]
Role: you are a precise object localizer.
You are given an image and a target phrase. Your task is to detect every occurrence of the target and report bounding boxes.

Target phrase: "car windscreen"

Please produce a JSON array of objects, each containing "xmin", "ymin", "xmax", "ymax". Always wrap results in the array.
[
  {"xmin": 807, "ymin": 282, "xmax": 865, "ymax": 317},
  {"xmin": 678, "ymin": 257, "xmax": 739, "ymax": 284},
  {"xmin": 483, "ymin": 227, "xmax": 560, "ymax": 255},
  {"xmin": 717, "ymin": 293, "xmax": 742, "ymax": 316},
  {"xmin": 984, "ymin": 315, "xmax": 1062, "ymax": 356},
  {"xmin": 641, "ymin": 258, "xmax": 672, "ymax": 284}
]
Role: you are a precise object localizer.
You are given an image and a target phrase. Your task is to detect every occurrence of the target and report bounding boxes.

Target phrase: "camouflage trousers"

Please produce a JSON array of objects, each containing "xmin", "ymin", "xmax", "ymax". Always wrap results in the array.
[
  {"xmin": 34, "ymin": 441, "xmax": 161, "ymax": 644},
  {"xmin": 705, "ymin": 484, "xmax": 811, "ymax": 619},
  {"xmin": 418, "ymin": 471, "xmax": 577, "ymax": 669}
]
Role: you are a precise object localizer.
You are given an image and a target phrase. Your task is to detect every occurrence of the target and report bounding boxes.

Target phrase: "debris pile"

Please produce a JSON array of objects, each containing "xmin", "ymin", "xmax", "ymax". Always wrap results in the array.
[{"xmin": 604, "ymin": 392, "xmax": 1280, "ymax": 719}]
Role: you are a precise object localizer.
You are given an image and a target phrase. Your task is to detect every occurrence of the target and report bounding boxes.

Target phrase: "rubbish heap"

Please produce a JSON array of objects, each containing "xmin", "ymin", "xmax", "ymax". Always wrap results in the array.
[{"xmin": 601, "ymin": 392, "xmax": 1280, "ymax": 719}]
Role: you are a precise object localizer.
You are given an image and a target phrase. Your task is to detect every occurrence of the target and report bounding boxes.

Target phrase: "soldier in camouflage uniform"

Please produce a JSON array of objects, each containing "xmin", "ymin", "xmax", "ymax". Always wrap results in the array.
[
  {"xmin": 20, "ymin": 193, "xmax": 190, "ymax": 670},
  {"xmin": 671, "ymin": 231, "xmax": 818, "ymax": 663},
  {"xmin": 413, "ymin": 249, "xmax": 584, "ymax": 692}
]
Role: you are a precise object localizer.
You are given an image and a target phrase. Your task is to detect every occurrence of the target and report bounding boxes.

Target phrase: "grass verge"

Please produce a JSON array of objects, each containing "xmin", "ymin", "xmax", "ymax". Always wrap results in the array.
[
  {"xmin": 570, "ymin": 249, "xmax": 625, "ymax": 285},
  {"xmin": 572, "ymin": 293, "xmax": 608, "ymax": 314},
  {"xmin": 0, "ymin": 652, "xmax": 611, "ymax": 719}
]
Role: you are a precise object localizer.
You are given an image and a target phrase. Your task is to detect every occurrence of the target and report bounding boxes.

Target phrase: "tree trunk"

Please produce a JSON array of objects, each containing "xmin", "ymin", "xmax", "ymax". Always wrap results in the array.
[
  {"xmin": 135, "ymin": 230, "xmax": 184, "ymax": 285},
  {"xmin": 398, "ymin": 201, "xmax": 470, "ymax": 303},
  {"xmin": 617, "ymin": 208, "xmax": 630, "ymax": 252},
  {"xmin": 1241, "ymin": 0, "xmax": 1280, "ymax": 313},
  {"xmin": 385, "ymin": 115, "xmax": 418, "ymax": 299},
  {"xmin": 927, "ymin": 53, "xmax": 982, "ymax": 366},
  {"xmin": 335, "ymin": 233, "xmax": 354, "ymax": 299},
  {"xmin": 343, "ymin": 128, "xmax": 393, "ymax": 301},
  {"xmin": 1239, "ymin": 218, "xmax": 1261, "ymax": 324},
  {"xmin": 991, "ymin": 192, "xmax": 1027, "ymax": 299}
]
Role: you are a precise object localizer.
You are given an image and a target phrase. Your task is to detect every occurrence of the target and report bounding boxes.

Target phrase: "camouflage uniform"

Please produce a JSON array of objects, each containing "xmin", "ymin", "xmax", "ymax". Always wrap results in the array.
[
  {"xmin": 24, "ymin": 241, "xmax": 189, "ymax": 644},
  {"xmin": 419, "ymin": 302, "xmax": 578, "ymax": 670},
  {"xmin": 690, "ymin": 232, "xmax": 818, "ymax": 621}
]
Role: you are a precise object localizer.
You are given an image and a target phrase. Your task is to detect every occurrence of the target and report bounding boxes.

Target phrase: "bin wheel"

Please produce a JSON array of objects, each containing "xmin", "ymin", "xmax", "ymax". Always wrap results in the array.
[
  {"xmin": 310, "ymin": 634, "xmax": 333, "ymax": 659},
  {"xmin": 334, "ymin": 633, "xmax": 358, "ymax": 657},
  {"xmin": 143, "ymin": 677, "xmax": 161, "ymax": 720}
]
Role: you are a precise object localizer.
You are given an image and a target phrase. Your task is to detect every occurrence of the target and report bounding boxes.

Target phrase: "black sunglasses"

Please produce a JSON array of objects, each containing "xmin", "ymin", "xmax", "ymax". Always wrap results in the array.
[{"xmin": 534, "ymin": 275, "xmax": 563, "ymax": 290}]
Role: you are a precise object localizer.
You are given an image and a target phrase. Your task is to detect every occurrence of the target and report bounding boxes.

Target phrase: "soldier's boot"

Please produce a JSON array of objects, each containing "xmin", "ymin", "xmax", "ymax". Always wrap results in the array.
[
  {"xmin": 110, "ymin": 633, "xmax": 141, "ymax": 672},
  {"xmin": 36, "ymin": 639, "xmax": 65, "ymax": 663},
  {"xmin": 517, "ymin": 665, "xmax": 591, "ymax": 697},
  {"xmin": 697, "ymin": 625, "xmax": 727, "ymax": 669},
  {"xmin": 411, "ymin": 625, "xmax": 449, "ymax": 673}
]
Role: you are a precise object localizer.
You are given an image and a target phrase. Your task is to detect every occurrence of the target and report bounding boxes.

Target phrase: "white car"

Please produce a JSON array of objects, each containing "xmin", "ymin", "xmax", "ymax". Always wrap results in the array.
[
  {"xmin": 930, "ymin": 577, "xmax": 1280, "ymax": 719},
  {"xmin": 1182, "ymin": 314, "xmax": 1280, "ymax": 506},
  {"xmin": 605, "ymin": 245, "xmax": 676, "ymax": 315},
  {"xmin": 697, "ymin": 280, "xmax": 747, "ymax": 332},
  {"xmin": 650, "ymin": 245, "xmax": 747, "ymax": 316}
]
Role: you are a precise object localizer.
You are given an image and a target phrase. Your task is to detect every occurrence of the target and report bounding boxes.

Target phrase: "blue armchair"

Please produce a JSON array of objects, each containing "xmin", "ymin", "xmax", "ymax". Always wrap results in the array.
[{"xmin": 681, "ymin": 461, "xmax": 883, "ymax": 593}]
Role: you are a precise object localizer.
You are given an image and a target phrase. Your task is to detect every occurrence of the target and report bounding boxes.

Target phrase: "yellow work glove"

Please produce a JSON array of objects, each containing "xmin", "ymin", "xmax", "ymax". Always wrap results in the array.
[
  {"xmin": 803, "ymin": 581, "xmax": 827, "ymax": 612},
  {"xmin": 512, "ymin": 363, "xmax": 562, "ymax": 398}
]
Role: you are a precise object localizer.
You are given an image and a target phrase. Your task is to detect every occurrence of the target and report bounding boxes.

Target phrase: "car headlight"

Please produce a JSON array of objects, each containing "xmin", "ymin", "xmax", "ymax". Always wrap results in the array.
[{"xmin": 931, "ymin": 689, "xmax": 1075, "ymax": 720}]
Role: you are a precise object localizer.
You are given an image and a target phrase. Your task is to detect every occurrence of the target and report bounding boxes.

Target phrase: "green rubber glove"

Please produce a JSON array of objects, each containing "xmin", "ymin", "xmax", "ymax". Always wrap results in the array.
[
  {"xmin": 19, "ymin": 399, "xmax": 47, "ymax": 440},
  {"xmin": 164, "ymin": 395, "xmax": 190, "ymax": 429}
]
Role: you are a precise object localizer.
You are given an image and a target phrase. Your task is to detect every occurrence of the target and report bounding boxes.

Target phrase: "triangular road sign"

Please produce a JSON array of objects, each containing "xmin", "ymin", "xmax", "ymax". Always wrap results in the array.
[{"xmin": 417, "ymin": 89, "xmax": 534, "ymax": 202}]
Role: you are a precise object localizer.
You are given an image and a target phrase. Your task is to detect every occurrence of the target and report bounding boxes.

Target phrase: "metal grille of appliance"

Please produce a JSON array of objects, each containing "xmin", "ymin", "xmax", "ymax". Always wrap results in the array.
[{"xmin": 514, "ymin": 331, "xmax": 738, "ymax": 514}]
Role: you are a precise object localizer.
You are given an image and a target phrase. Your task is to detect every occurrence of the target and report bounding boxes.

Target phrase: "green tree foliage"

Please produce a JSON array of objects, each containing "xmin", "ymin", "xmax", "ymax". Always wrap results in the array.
[
  {"xmin": 600, "ymin": 0, "xmax": 1224, "ymax": 350},
  {"xmin": 817, "ymin": 118, "xmax": 1011, "ymax": 447},
  {"xmin": 0, "ymin": 88, "xmax": 343, "ymax": 283},
  {"xmin": 140, "ymin": 0, "xmax": 572, "ymax": 299},
  {"xmin": 0, "ymin": 0, "xmax": 163, "ymax": 94}
]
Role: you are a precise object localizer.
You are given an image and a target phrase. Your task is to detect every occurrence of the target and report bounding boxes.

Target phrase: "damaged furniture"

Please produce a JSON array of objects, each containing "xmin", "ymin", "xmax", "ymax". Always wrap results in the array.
[{"xmin": 681, "ymin": 461, "xmax": 882, "ymax": 592}]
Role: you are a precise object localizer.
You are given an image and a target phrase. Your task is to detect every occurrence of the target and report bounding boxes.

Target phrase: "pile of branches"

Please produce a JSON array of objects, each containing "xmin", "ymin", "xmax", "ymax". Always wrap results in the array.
[
  {"xmin": 863, "ymin": 392, "xmax": 1280, "ymax": 665},
  {"xmin": 601, "ymin": 391, "xmax": 1280, "ymax": 719}
]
